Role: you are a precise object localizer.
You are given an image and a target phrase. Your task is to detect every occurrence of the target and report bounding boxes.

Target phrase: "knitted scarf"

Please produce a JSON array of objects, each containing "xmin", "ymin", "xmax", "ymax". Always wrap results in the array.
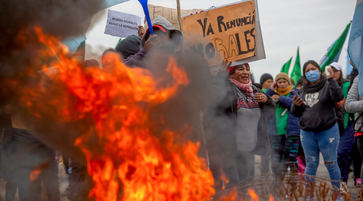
[
  {"xmin": 303, "ymin": 77, "xmax": 326, "ymax": 93},
  {"xmin": 230, "ymin": 79, "xmax": 253, "ymax": 95},
  {"xmin": 275, "ymin": 85, "xmax": 293, "ymax": 96}
]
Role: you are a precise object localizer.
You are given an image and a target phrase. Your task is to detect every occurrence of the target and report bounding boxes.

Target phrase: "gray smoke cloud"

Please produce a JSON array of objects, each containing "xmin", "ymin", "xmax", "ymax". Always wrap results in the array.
[
  {"xmin": 0, "ymin": 0, "xmax": 103, "ymax": 78},
  {"xmin": 0, "ymin": 4, "xmax": 266, "ymax": 197},
  {"xmin": 0, "ymin": 1, "xmax": 105, "ymax": 200}
]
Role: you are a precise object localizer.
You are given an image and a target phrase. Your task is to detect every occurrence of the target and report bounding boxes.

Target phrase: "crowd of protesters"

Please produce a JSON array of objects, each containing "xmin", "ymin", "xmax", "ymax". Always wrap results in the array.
[
  {"xmin": 208, "ymin": 56, "xmax": 363, "ymax": 196},
  {"xmin": 0, "ymin": 14, "xmax": 362, "ymax": 201}
]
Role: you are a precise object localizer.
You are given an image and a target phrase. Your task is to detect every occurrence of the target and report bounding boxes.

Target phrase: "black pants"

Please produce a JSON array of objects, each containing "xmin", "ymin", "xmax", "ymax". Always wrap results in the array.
[
  {"xmin": 271, "ymin": 135, "xmax": 287, "ymax": 177},
  {"xmin": 352, "ymin": 138, "xmax": 362, "ymax": 181},
  {"xmin": 356, "ymin": 135, "xmax": 363, "ymax": 180}
]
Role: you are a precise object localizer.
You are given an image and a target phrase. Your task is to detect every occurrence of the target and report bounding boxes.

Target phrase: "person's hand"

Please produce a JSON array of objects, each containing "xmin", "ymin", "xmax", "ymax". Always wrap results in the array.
[
  {"xmin": 326, "ymin": 67, "xmax": 333, "ymax": 79},
  {"xmin": 222, "ymin": 60, "xmax": 231, "ymax": 71},
  {"xmin": 336, "ymin": 98, "xmax": 345, "ymax": 108},
  {"xmin": 271, "ymin": 94, "xmax": 279, "ymax": 102},
  {"xmin": 138, "ymin": 25, "xmax": 145, "ymax": 38},
  {"xmin": 254, "ymin": 92, "xmax": 267, "ymax": 103},
  {"xmin": 270, "ymin": 82, "xmax": 277, "ymax": 90},
  {"xmin": 293, "ymin": 95, "xmax": 304, "ymax": 107},
  {"xmin": 144, "ymin": 34, "xmax": 161, "ymax": 51}
]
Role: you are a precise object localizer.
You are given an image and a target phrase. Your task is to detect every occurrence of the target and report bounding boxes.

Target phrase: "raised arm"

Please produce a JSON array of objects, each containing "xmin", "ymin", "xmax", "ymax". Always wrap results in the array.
[{"xmin": 328, "ymin": 78, "xmax": 344, "ymax": 103}]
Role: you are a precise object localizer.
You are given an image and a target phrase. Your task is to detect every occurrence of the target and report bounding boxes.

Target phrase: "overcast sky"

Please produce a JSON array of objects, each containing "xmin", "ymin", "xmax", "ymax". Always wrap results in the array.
[{"xmin": 86, "ymin": 0, "xmax": 356, "ymax": 81}]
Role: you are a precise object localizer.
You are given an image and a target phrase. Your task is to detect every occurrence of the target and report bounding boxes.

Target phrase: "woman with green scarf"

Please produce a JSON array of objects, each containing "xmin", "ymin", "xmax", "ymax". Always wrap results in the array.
[{"xmin": 266, "ymin": 72, "xmax": 301, "ymax": 177}]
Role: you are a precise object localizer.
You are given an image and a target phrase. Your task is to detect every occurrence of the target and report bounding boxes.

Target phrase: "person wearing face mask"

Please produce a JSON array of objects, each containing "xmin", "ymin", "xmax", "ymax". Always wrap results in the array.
[
  {"xmin": 265, "ymin": 73, "xmax": 301, "ymax": 177},
  {"xmin": 226, "ymin": 63, "xmax": 274, "ymax": 184},
  {"xmin": 291, "ymin": 60, "xmax": 344, "ymax": 191}
]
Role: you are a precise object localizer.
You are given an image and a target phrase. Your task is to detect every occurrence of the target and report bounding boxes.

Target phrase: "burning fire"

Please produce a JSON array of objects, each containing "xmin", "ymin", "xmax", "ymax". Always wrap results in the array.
[
  {"xmin": 221, "ymin": 172, "xmax": 230, "ymax": 190},
  {"xmin": 248, "ymin": 189, "xmax": 259, "ymax": 201},
  {"xmin": 12, "ymin": 27, "xmax": 278, "ymax": 201},
  {"xmin": 13, "ymin": 27, "xmax": 217, "ymax": 201}
]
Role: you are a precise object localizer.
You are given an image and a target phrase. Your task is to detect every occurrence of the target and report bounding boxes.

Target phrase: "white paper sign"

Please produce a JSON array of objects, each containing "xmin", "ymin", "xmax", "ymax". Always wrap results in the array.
[{"xmin": 104, "ymin": 10, "xmax": 141, "ymax": 38}]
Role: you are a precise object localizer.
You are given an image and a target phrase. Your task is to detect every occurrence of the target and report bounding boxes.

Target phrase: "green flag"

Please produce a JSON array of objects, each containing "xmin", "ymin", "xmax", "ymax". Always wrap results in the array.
[
  {"xmin": 290, "ymin": 47, "xmax": 301, "ymax": 84},
  {"xmin": 280, "ymin": 57, "xmax": 293, "ymax": 74},
  {"xmin": 320, "ymin": 22, "xmax": 351, "ymax": 72}
]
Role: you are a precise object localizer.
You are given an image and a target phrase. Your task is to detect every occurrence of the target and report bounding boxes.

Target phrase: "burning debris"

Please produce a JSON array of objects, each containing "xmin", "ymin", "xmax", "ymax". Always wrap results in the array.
[
  {"xmin": 3, "ymin": 27, "xmax": 222, "ymax": 201},
  {"xmin": 213, "ymin": 173, "xmax": 358, "ymax": 201},
  {"xmin": 0, "ymin": 0, "xmax": 104, "ymax": 80}
]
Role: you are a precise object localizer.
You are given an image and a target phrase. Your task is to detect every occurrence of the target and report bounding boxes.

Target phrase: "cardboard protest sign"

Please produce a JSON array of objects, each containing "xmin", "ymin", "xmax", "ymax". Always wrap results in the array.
[
  {"xmin": 182, "ymin": 1, "xmax": 263, "ymax": 65},
  {"xmin": 104, "ymin": 10, "xmax": 141, "ymax": 38},
  {"xmin": 147, "ymin": 4, "xmax": 201, "ymax": 30}
]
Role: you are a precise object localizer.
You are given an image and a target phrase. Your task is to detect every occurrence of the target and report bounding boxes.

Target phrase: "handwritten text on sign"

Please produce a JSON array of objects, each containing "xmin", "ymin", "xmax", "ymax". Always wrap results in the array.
[
  {"xmin": 104, "ymin": 10, "xmax": 141, "ymax": 38},
  {"xmin": 181, "ymin": 1, "xmax": 256, "ymax": 64}
]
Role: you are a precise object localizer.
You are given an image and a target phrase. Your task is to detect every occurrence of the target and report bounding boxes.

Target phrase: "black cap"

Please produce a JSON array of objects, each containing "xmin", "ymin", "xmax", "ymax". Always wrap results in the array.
[
  {"xmin": 259, "ymin": 73, "xmax": 273, "ymax": 85},
  {"xmin": 115, "ymin": 35, "xmax": 141, "ymax": 59}
]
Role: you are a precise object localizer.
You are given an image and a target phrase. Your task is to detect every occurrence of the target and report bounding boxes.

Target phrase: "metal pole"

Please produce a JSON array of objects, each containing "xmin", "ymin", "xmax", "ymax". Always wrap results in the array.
[{"xmin": 176, "ymin": 0, "xmax": 182, "ymax": 31}]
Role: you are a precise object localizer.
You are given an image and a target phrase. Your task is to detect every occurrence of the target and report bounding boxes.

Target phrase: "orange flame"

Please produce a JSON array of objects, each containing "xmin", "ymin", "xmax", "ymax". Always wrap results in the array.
[
  {"xmin": 16, "ymin": 27, "xmax": 217, "ymax": 201},
  {"xmin": 29, "ymin": 168, "xmax": 42, "ymax": 181},
  {"xmin": 219, "ymin": 188, "xmax": 237, "ymax": 201},
  {"xmin": 248, "ymin": 189, "xmax": 259, "ymax": 201},
  {"xmin": 268, "ymin": 195, "xmax": 274, "ymax": 201},
  {"xmin": 29, "ymin": 162, "xmax": 49, "ymax": 181},
  {"xmin": 221, "ymin": 172, "xmax": 230, "ymax": 190}
]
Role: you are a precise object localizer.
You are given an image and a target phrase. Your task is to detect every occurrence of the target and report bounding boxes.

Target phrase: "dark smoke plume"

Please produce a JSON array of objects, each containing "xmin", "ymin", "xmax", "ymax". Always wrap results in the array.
[
  {"xmin": 0, "ymin": 2, "xmax": 250, "ymax": 197},
  {"xmin": 0, "ymin": 0, "xmax": 103, "ymax": 78}
]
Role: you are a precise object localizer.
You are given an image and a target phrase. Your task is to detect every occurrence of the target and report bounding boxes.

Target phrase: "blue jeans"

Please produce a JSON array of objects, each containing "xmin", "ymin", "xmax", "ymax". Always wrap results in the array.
[{"xmin": 301, "ymin": 123, "xmax": 341, "ymax": 189}]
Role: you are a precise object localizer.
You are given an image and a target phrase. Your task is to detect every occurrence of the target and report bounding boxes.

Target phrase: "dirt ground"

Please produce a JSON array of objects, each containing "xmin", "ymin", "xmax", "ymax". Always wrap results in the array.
[{"xmin": 0, "ymin": 155, "xmax": 359, "ymax": 201}]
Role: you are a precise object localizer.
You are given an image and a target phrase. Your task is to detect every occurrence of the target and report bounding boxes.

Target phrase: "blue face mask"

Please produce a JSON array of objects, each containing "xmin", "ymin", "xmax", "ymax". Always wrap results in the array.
[{"xmin": 305, "ymin": 70, "xmax": 320, "ymax": 82}]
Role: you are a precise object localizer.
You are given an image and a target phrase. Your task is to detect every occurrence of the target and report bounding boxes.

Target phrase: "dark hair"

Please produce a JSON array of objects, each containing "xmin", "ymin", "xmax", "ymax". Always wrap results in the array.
[
  {"xmin": 302, "ymin": 60, "xmax": 323, "ymax": 84},
  {"xmin": 331, "ymin": 67, "xmax": 344, "ymax": 86},
  {"xmin": 229, "ymin": 63, "xmax": 250, "ymax": 75},
  {"xmin": 302, "ymin": 60, "xmax": 321, "ymax": 76},
  {"xmin": 303, "ymin": 60, "xmax": 321, "ymax": 77}
]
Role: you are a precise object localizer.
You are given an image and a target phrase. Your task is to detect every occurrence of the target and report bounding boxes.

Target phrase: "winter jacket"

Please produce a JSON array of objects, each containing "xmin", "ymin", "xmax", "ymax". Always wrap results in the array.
[
  {"xmin": 291, "ymin": 77, "xmax": 344, "ymax": 132},
  {"xmin": 208, "ymin": 81, "xmax": 274, "ymax": 154},
  {"xmin": 123, "ymin": 16, "xmax": 182, "ymax": 67},
  {"xmin": 266, "ymin": 88, "xmax": 300, "ymax": 136},
  {"xmin": 254, "ymin": 87, "xmax": 276, "ymax": 155},
  {"xmin": 123, "ymin": 48, "xmax": 147, "ymax": 67},
  {"xmin": 226, "ymin": 82, "xmax": 274, "ymax": 152},
  {"xmin": 345, "ymin": 77, "xmax": 363, "ymax": 132}
]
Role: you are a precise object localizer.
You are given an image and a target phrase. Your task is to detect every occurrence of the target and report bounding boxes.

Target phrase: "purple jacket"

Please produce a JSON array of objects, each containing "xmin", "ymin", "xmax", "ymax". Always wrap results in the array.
[{"xmin": 123, "ymin": 48, "xmax": 147, "ymax": 67}]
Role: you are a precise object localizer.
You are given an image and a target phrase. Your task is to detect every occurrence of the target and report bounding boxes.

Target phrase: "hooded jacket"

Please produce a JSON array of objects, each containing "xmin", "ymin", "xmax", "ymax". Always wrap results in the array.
[
  {"xmin": 291, "ymin": 77, "xmax": 344, "ymax": 132},
  {"xmin": 124, "ymin": 16, "xmax": 182, "ymax": 67}
]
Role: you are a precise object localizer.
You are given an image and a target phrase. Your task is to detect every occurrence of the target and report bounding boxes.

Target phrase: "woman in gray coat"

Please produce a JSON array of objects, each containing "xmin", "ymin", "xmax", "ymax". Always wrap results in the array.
[{"xmin": 345, "ymin": 77, "xmax": 363, "ymax": 182}]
